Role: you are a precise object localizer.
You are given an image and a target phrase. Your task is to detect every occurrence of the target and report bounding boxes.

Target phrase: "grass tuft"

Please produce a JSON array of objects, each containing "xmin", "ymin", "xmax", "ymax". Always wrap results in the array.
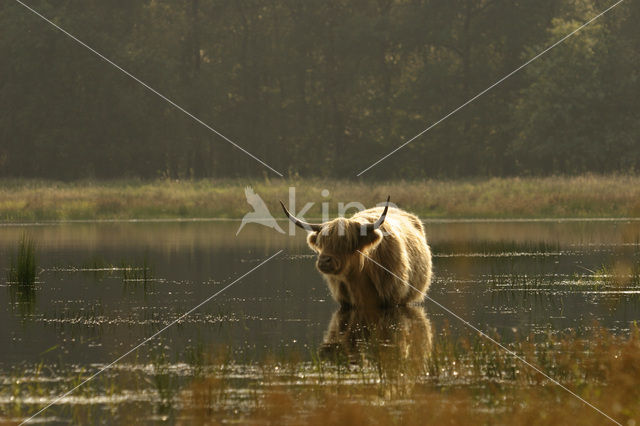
[
  {"xmin": 7, "ymin": 234, "xmax": 37, "ymax": 286},
  {"xmin": 6, "ymin": 234, "xmax": 38, "ymax": 318}
]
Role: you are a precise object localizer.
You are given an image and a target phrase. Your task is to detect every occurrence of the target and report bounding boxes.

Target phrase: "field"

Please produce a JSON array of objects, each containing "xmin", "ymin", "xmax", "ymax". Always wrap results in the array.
[{"xmin": 2, "ymin": 175, "xmax": 640, "ymax": 221}]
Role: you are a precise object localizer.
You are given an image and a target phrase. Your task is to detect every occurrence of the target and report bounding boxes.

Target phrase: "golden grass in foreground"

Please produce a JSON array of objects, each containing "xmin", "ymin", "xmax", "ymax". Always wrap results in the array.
[
  {"xmin": 2, "ymin": 325, "xmax": 639, "ymax": 425},
  {"xmin": 2, "ymin": 175, "xmax": 640, "ymax": 221},
  {"xmin": 179, "ymin": 325, "xmax": 640, "ymax": 426}
]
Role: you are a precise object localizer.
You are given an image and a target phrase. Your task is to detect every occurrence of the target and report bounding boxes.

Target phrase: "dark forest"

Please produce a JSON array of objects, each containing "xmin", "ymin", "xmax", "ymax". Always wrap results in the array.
[{"xmin": 1, "ymin": 0, "xmax": 638, "ymax": 179}]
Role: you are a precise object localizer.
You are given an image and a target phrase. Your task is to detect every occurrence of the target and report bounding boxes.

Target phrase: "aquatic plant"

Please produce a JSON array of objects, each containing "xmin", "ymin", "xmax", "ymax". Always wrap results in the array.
[
  {"xmin": 6, "ymin": 234, "xmax": 38, "ymax": 317},
  {"xmin": 2, "ymin": 324, "xmax": 639, "ymax": 424},
  {"xmin": 6, "ymin": 234, "xmax": 37, "ymax": 286},
  {"xmin": 178, "ymin": 324, "xmax": 640, "ymax": 425},
  {"xmin": 120, "ymin": 259, "xmax": 152, "ymax": 283}
]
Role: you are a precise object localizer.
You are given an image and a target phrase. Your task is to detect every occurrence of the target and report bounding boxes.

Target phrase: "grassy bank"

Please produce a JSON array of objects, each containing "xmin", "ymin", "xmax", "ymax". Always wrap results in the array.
[{"xmin": 1, "ymin": 175, "xmax": 640, "ymax": 221}]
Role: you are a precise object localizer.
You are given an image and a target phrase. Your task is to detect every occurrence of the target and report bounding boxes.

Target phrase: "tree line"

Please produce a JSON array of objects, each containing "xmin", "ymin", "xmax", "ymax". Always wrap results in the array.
[{"xmin": 1, "ymin": 0, "xmax": 638, "ymax": 180}]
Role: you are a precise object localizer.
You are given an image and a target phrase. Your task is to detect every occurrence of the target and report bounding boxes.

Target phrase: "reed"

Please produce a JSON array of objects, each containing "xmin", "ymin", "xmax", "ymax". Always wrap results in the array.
[
  {"xmin": 2, "ymin": 324, "xmax": 638, "ymax": 424},
  {"xmin": 6, "ymin": 234, "xmax": 37, "ymax": 286}
]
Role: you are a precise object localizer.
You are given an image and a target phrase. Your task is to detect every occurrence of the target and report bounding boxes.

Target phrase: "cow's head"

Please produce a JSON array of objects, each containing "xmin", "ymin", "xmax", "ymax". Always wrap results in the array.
[{"xmin": 280, "ymin": 197, "xmax": 390, "ymax": 276}]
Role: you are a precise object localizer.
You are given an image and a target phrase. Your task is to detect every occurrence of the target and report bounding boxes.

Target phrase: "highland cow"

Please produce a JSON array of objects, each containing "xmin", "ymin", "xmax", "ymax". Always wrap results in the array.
[{"xmin": 280, "ymin": 197, "xmax": 432, "ymax": 307}]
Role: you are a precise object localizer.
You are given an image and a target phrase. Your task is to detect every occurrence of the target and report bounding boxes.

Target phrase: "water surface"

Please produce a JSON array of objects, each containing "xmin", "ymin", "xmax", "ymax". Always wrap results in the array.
[{"xmin": 1, "ymin": 220, "xmax": 639, "ymax": 423}]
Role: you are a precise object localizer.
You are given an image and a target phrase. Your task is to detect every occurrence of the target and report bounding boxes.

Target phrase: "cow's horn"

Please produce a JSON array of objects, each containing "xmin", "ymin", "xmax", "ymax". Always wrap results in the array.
[
  {"xmin": 364, "ymin": 196, "xmax": 390, "ymax": 233},
  {"xmin": 280, "ymin": 201, "xmax": 323, "ymax": 232}
]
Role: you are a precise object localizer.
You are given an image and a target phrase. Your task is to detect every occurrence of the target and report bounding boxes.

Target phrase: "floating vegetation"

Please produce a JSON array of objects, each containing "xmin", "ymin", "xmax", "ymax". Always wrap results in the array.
[
  {"xmin": 0, "ymin": 322, "xmax": 640, "ymax": 425},
  {"xmin": 81, "ymin": 255, "xmax": 110, "ymax": 271},
  {"xmin": 3, "ymin": 317, "xmax": 638, "ymax": 425},
  {"xmin": 120, "ymin": 257, "xmax": 153, "ymax": 285},
  {"xmin": 593, "ymin": 244, "xmax": 640, "ymax": 287},
  {"xmin": 48, "ymin": 255, "xmax": 157, "ymax": 283},
  {"xmin": 79, "ymin": 255, "xmax": 117, "ymax": 279},
  {"xmin": 434, "ymin": 240, "xmax": 562, "ymax": 258},
  {"xmin": 177, "ymin": 324, "xmax": 640, "ymax": 425},
  {"xmin": 485, "ymin": 255, "xmax": 564, "ymax": 291},
  {"xmin": 594, "ymin": 262, "xmax": 640, "ymax": 287}
]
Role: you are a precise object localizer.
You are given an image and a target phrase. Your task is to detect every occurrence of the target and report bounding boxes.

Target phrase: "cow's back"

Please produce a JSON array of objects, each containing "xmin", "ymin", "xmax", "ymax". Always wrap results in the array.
[{"xmin": 352, "ymin": 206, "xmax": 432, "ymax": 304}]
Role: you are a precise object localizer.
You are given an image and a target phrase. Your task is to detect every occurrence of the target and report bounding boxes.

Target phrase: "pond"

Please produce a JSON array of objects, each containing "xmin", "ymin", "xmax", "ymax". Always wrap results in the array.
[{"xmin": 1, "ymin": 219, "xmax": 639, "ymax": 424}]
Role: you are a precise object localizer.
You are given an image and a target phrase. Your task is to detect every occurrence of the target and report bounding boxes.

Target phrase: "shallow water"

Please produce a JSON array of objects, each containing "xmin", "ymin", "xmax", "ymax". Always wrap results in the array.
[{"xmin": 1, "ymin": 220, "xmax": 640, "ymax": 423}]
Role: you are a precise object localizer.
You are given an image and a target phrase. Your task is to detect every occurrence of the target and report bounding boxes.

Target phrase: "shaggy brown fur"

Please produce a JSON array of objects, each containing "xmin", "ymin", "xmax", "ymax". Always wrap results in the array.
[{"xmin": 307, "ymin": 206, "xmax": 432, "ymax": 307}]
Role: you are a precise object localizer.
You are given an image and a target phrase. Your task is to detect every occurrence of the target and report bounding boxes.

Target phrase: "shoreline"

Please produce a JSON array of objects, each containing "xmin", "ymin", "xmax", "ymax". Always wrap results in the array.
[
  {"xmin": 2, "ymin": 176, "xmax": 639, "ymax": 222},
  {"xmin": 2, "ymin": 217, "xmax": 640, "ymax": 227}
]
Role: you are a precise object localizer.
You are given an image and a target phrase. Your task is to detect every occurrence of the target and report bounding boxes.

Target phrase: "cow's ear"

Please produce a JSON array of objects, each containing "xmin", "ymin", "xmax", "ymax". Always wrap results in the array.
[
  {"xmin": 358, "ymin": 229, "xmax": 383, "ymax": 251},
  {"xmin": 307, "ymin": 231, "xmax": 319, "ymax": 249}
]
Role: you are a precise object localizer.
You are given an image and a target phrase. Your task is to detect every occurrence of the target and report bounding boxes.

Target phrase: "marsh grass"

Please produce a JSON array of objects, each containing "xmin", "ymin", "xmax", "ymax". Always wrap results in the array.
[
  {"xmin": 2, "ymin": 325, "xmax": 639, "ymax": 424},
  {"xmin": 78, "ymin": 255, "xmax": 116, "ymax": 279},
  {"xmin": 6, "ymin": 234, "xmax": 38, "ymax": 318},
  {"xmin": 593, "ymin": 244, "xmax": 640, "ymax": 287},
  {"xmin": 120, "ymin": 259, "xmax": 153, "ymax": 283},
  {"xmin": 152, "ymin": 353, "xmax": 178, "ymax": 415},
  {"xmin": 120, "ymin": 257, "xmax": 154, "ymax": 296},
  {"xmin": 178, "ymin": 324, "xmax": 640, "ymax": 425},
  {"xmin": 434, "ymin": 240, "xmax": 563, "ymax": 257},
  {"xmin": 485, "ymin": 254, "xmax": 568, "ymax": 294},
  {"xmin": 6, "ymin": 234, "xmax": 37, "ymax": 286},
  {"xmin": 2, "ymin": 175, "xmax": 640, "ymax": 221}
]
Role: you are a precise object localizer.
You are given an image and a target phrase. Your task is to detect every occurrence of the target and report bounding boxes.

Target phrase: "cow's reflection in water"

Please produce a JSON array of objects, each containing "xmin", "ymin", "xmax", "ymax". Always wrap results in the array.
[{"xmin": 319, "ymin": 306, "xmax": 433, "ymax": 374}]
